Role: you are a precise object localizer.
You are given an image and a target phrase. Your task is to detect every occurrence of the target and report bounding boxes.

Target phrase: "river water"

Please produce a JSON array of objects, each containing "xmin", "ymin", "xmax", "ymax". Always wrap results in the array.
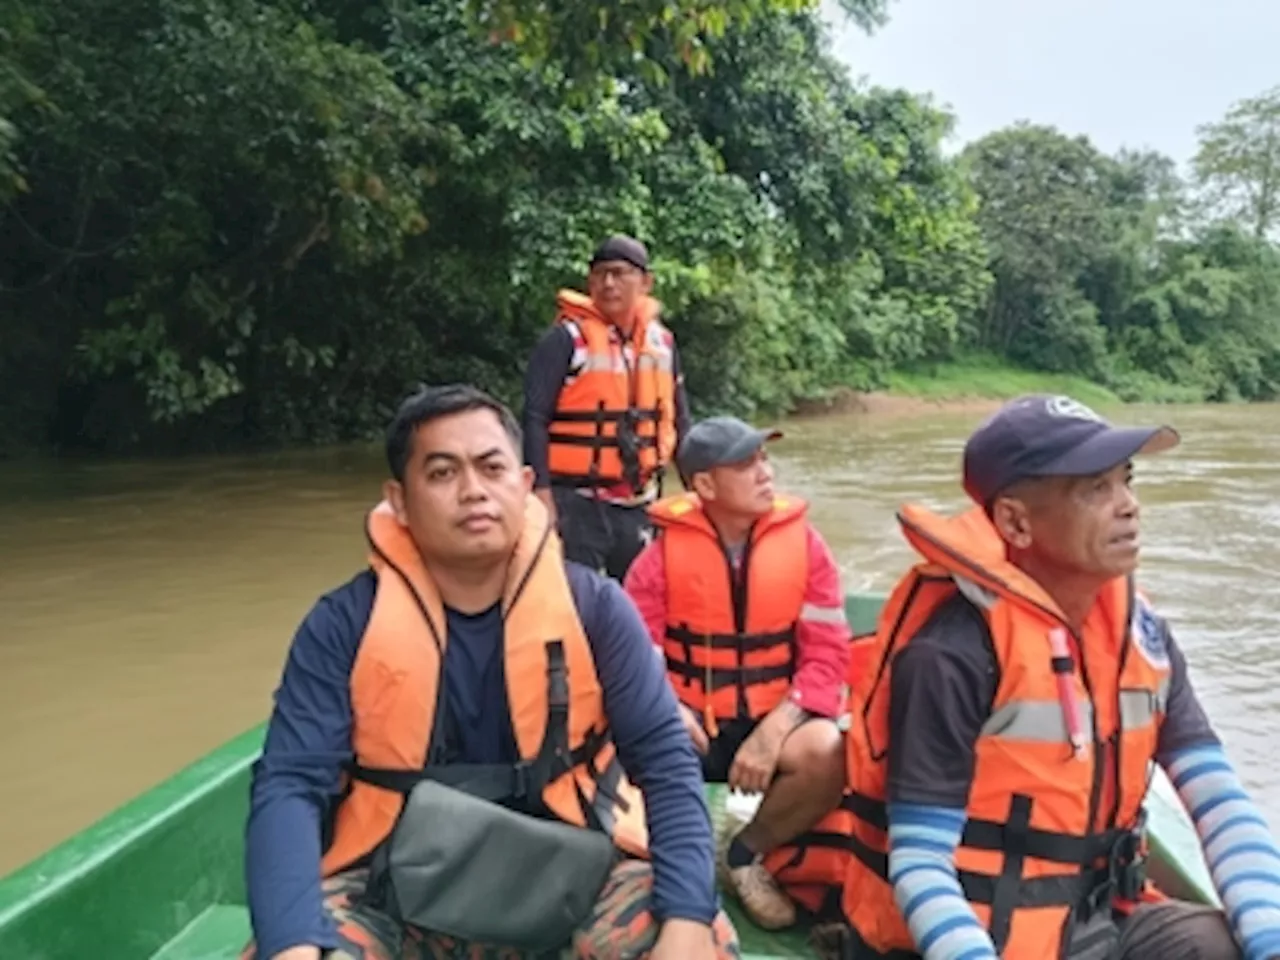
[{"xmin": 1, "ymin": 401, "xmax": 1277, "ymax": 875}]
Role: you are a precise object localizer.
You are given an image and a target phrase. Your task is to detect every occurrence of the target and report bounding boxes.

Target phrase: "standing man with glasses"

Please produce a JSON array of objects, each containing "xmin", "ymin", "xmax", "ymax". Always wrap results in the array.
[{"xmin": 521, "ymin": 235, "xmax": 691, "ymax": 582}]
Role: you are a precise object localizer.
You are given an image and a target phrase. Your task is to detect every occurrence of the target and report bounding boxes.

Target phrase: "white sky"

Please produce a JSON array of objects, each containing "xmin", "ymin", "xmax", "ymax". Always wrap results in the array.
[{"xmin": 824, "ymin": 0, "xmax": 1280, "ymax": 172}]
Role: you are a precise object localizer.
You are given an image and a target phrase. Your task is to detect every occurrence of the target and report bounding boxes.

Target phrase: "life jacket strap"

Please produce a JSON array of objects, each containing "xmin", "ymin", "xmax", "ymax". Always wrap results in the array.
[
  {"xmin": 664, "ymin": 624, "xmax": 796, "ymax": 652},
  {"xmin": 664, "ymin": 659, "xmax": 795, "ymax": 691},
  {"xmin": 349, "ymin": 641, "xmax": 612, "ymax": 807}
]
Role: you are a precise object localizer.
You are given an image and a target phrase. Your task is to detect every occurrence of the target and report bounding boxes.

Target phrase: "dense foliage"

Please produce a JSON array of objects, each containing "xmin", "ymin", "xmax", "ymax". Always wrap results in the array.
[
  {"xmin": 962, "ymin": 114, "xmax": 1280, "ymax": 403},
  {"xmin": 1, "ymin": 0, "xmax": 1278, "ymax": 456}
]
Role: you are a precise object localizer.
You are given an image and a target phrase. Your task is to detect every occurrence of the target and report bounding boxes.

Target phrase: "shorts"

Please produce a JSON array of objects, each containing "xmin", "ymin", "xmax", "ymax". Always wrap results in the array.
[{"xmin": 239, "ymin": 859, "xmax": 743, "ymax": 960}]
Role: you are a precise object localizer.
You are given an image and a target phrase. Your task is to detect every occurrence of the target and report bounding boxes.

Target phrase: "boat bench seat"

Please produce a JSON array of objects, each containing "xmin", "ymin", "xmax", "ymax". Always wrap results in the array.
[{"xmin": 151, "ymin": 904, "xmax": 251, "ymax": 960}]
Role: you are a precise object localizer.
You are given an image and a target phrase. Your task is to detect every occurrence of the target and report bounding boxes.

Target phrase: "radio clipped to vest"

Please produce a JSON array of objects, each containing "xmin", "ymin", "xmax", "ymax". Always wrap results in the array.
[
  {"xmin": 1061, "ymin": 820, "xmax": 1154, "ymax": 960},
  {"xmin": 615, "ymin": 407, "xmax": 645, "ymax": 492}
]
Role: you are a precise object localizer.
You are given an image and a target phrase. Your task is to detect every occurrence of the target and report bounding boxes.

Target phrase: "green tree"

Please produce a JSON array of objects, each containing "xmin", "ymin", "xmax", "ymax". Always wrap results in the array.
[
  {"xmin": 3, "ymin": 0, "xmax": 951, "ymax": 453},
  {"xmin": 964, "ymin": 116, "xmax": 1280, "ymax": 404},
  {"xmin": 1113, "ymin": 225, "xmax": 1280, "ymax": 401},
  {"xmin": 961, "ymin": 124, "xmax": 1122, "ymax": 375},
  {"xmin": 468, "ymin": 0, "xmax": 894, "ymax": 78},
  {"xmin": 1193, "ymin": 86, "xmax": 1280, "ymax": 240}
]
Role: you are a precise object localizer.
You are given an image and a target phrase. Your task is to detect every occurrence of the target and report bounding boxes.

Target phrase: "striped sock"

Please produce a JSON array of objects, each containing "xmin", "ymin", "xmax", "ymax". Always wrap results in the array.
[
  {"xmin": 1167, "ymin": 744, "xmax": 1280, "ymax": 960},
  {"xmin": 887, "ymin": 801, "xmax": 999, "ymax": 960}
]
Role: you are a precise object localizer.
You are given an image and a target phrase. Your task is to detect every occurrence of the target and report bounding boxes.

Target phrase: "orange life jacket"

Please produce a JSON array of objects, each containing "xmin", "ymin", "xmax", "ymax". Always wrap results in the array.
[
  {"xmin": 761, "ymin": 629, "xmax": 878, "ymax": 917},
  {"xmin": 648, "ymin": 492, "xmax": 808, "ymax": 733},
  {"xmin": 319, "ymin": 496, "xmax": 650, "ymax": 877},
  {"xmin": 546, "ymin": 290, "xmax": 677, "ymax": 493},
  {"xmin": 763, "ymin": 777, "xmax": 859, "ymax": 917},
  {"xmin": 841, "ymin": 504, "xmax": 1170, "ymax": 958}
]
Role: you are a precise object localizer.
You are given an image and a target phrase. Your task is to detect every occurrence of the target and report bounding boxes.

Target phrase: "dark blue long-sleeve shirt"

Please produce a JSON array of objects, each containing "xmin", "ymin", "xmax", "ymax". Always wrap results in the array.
[{"xmin": 245, "ymin": 562, "xmax": 716, "ymax": 957}]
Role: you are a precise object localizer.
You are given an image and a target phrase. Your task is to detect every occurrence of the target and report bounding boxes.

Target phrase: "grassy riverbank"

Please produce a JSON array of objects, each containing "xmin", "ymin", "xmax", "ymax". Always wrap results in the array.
[
  {"xmin": 793, "ymin": 355, "xmax": 1134, "ymax": 419},
  {"xmin": 886, "ymin": 355, "xmax": 1121, "ymax": 408}
]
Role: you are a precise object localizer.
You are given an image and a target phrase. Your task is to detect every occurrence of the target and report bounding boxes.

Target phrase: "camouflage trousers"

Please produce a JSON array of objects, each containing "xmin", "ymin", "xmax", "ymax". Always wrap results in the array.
[{"xmin": 240, "ymin": 859, "xmax": 741, "ymax": 959}]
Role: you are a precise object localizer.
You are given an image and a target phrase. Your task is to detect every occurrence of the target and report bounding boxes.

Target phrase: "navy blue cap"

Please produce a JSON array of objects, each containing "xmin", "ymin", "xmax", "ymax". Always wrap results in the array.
[
  {"xmin": 677, "ymin": 416, "xmax": 782, "ymax": 477},
  {"xmin": 963, "ymin": 394, "xmax": 1180, "ymax": 506}
]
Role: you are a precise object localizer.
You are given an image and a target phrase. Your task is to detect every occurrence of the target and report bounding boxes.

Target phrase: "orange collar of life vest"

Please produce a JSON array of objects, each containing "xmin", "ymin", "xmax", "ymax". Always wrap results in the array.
[
  {"xmin": 556, "ymin": 288, "xmax": 662, "ymax": 345},
  {"xmin": 896, "ymin": 502, "xmax": 1134, "ymax": 634}
]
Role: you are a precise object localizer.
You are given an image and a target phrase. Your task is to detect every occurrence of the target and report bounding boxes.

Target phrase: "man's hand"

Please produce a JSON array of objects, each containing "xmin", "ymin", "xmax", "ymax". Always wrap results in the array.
[
  {"xmin": 270, "ymin": 947, "xmax": 321, "ymax": 960},
  {"xmin": 535, "ymin": 487, "xmax": 557, "ymax": 529},
  {"xmin": 728, "ymin": 719, "xmax": 784, "ymax": 794},
  {"xmin": 650, "ymin": 918, "xmax": 718, "ymax": 960},
  {"xmin": 728, "ymin": 700, "xmax": 807, "ymax": 795},
  {"xmin": 678, "ymin": 703, "xmax": 710, "ymax": 755}
]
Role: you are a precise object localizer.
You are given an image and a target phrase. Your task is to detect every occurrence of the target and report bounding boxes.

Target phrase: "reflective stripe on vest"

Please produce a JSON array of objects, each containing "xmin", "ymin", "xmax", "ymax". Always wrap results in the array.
[
  {"xmin": 801, "ymin": 602, "xmax": 848, "ymax": 625},
  {"xmin": 546, "ymin": 290, "xmax": 676, "ymax": 491},
  {"xmin": 319, "ymin": 496, "xmax": 650, "ymax": 877},
  {"xmin": 841, "ymin": 504, "xmax": 1169, "ymax": 957},
  {"xmin": 649, "ymin": 492, "xmax": 809, "ymax": 724}
]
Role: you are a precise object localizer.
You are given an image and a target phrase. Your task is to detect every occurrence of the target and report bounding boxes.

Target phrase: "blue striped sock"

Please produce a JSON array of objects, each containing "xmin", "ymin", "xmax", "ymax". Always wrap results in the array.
[
  {"xmin": 887, "ymin": 802, "xmax": 999, "ymax": 959},
  {"xmin": 1167, "ymin": 744, "xmax": 1280, "ymax": 960}
]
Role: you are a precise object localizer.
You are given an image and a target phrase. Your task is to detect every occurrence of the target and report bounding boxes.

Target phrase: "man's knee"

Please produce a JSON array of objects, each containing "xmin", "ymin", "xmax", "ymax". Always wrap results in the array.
[
  {"xmin": 573, "ymin": 860, "xmax": 741, "ymax": 959},
  {"xmin": 779, "ymin": 720, "xmax": 845, "ymax": 795},
  {"xmin": 240, "ymin": 869, "xmax": 406, "ymax": 960},
  {"xmin": 1119, "ymin": 900, "xmax": 1241, "ymax": 960}
]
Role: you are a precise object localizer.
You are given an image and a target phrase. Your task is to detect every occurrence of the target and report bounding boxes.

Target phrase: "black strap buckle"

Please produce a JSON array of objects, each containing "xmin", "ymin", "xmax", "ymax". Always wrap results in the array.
[
  {"xmin": 1083, "ymin": 869, "xmax": 1117, "ymax": 917},
  {"xmin": 510, "ymin": 759, "xmax": 534, "ymax": 800},
  {"xmin": 1109, "ymin": 825, "xmax": 1147, "ymax": 901}
]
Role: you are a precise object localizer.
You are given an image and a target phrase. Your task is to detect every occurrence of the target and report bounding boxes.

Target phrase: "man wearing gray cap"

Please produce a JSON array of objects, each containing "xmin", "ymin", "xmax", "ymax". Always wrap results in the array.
[
  {"xmin": 520, "ymin": 235, "xmax": 691, "ymax": 582},
  {"xmin": 836, "ymin": 394, "xmax": 1280, "ymax": 960},
  {"xmin": 625, "ymin": 416, "xmax": 851, "ymax": 931}
]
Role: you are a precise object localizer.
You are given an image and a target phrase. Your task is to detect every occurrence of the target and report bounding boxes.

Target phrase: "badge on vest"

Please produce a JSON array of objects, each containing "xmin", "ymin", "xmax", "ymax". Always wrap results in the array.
[
  {"xmin": 645, "ymin": 322, "xmax": 673, "ymax": 354},
  {"xmin": 1130, "ymin": 596, "xmax": 1169, "ymax": 669}
]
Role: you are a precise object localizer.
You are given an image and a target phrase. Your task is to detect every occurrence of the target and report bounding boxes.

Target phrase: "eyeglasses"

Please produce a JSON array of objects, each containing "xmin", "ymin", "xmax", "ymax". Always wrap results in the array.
[{"xmin": 588, "ymin": 264, "xmax": 642, "ymax": 283}]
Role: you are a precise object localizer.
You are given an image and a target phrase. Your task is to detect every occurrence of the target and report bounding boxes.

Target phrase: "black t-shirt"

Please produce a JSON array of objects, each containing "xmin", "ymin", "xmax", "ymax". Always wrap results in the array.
[
  {"xmin": 887, "ymin": 592, "xmax": 1221, "ymax": 807},
  {"xmin": 436, "ymin": 603, "xmax": 519, "ymax": 766}
]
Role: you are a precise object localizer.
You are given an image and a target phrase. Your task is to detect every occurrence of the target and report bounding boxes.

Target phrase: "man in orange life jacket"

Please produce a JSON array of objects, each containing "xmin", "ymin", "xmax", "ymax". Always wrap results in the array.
[
  {"xmin": 521, "ymin": 235, "xmax": 690, "ymax": 582},
  {"xmin": 624, "ymin": 416, "xmax": 850, "ymax": 932},
  {"xmin": 242, "ymin": 384, "xmax": 740, "ymax": 960},
  {"xmin": 839, "ymin": 394, "xmax": 1280, "ymax": 959}
]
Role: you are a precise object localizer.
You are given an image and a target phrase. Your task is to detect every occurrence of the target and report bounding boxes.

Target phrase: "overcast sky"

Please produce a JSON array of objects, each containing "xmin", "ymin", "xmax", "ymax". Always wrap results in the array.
[{"xmin": 823, "ymin": 0, "xmax": 1280, "ymax": 172}]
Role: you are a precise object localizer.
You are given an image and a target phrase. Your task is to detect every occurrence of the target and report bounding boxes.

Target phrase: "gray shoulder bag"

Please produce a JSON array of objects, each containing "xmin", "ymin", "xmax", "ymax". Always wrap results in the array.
[
  {"xmin": 366, "ymin": 778, "xmax": 618, "ymax": 951},
  {"xmin": 355, "ymin": 640, "xmax": 622, "ymax": 952}
]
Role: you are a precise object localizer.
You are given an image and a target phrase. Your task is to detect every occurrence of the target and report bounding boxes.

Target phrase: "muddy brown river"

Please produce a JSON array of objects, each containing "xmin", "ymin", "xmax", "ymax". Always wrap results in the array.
[{"xmin": 1, "ymin": 401, "xmax": 1277, "ymax": 874}]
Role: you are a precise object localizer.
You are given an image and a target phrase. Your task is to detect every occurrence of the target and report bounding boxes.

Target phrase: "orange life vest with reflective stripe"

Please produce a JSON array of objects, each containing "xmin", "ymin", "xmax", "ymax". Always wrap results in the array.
[
  {"xmin": 546, "ymin": 290, "xmax": 677, "ymax": 493},
  {"xmin": 841, "ymin": 504, "xmax": 1170, "ymax": 958},
  {"xmin": 648, "ymin": 492, "xmax": 808, "ymax": 731},
  {"xmin": 319, "ymin": 496, "xmax": 650, "ymax": 877}
]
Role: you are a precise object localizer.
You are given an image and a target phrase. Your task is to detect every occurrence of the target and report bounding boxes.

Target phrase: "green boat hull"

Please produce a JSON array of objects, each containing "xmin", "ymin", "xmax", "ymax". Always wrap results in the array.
[{"xmin": 0, "ymin": 593, "xmax": 1217, "ymax": 959}]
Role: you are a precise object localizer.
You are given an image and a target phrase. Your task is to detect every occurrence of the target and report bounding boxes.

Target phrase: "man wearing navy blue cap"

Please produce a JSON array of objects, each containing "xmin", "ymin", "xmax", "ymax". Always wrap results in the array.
[
  {"xmin": 961, "ymin": 394, "xmax": 1180, "ymax": 509},
  {"xmin": 520, "ymin": 235, "xmax": 691, "ymax": 582},
  {"xmin": 836, "ymin": 395, "xmax": 1280, "ymax": 959}
]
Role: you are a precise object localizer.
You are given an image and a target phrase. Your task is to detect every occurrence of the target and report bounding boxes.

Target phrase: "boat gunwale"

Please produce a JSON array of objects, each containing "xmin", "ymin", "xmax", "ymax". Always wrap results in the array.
[{"xmin": 0, "ymin": 726, "xmax": 263, "ymax": 926}]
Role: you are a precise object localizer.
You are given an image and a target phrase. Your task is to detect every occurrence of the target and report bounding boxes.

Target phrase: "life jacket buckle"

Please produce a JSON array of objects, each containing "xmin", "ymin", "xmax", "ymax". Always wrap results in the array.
[
  {"xmin": 1081, "ymin": 869, "xmax": 1116, "ymax": 918},
  {"xmin": 1107, "ymin": 823, "xmax": 1148, "ymax": 902},
  {"xmin": 510, "ymin": 760, "xmax": 534, "ymax": 800}
]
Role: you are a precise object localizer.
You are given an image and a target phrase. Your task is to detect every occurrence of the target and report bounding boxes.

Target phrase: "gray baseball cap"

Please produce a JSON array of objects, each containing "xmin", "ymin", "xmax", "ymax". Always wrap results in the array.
[{"xmin": 676, "ymin": 416, "xmax": 782, "ymax": 477}]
